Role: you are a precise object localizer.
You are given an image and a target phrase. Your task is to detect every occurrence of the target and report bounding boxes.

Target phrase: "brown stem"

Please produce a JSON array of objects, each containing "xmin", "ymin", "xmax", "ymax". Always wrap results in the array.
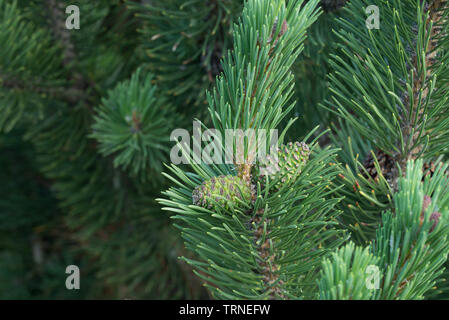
[
  {"xmin": 235, "ymin": 19, "xmax": 289, "ymax": 298},
  {"xmin": 0, "ymin": 72, "xmax": 85, "ymax": 104},
  {"xmin": 250, "ymin": 209, "xmax": 286, "ymax": 299},
  {"xmin": 394, "ymin": 0, "xmax": 446, "ymax": 188},
  {"xmin": 45, "ymin": 0, "xmax": 93, "ymax": 109}
]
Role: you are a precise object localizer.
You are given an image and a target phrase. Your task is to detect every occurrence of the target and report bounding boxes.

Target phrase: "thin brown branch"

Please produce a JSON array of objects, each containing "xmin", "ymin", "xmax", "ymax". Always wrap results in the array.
[
  {"xmin": 250, "ymin": 209, "xmax": 286, "ymax": 299},
  {"xmin": 45, "ymin": 0, "xmax": 93, "ymax": 108},
  {"xmin": 394, "ymin": 0, "xmax": 447, "ymax": 188}
]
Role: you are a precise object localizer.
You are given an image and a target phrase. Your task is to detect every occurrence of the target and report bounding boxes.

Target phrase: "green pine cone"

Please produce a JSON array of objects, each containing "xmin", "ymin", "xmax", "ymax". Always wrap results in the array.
[
  {"xmin": 257, "ymin": 141, "xmax": 311, "ymax": 188},
  {"xmin": 192, "ymin": 175, "xmax": 251, "ymax": 211}
]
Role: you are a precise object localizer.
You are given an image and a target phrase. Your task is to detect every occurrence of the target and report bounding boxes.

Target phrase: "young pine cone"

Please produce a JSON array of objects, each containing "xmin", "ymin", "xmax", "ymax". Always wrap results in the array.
[
  {"xmin": 256, "ymin": 141, "xmax": 311, "ymax": 189},
  {"xmin": 192, "ymin": 175, "xmax": 251, "ymax": 211}
]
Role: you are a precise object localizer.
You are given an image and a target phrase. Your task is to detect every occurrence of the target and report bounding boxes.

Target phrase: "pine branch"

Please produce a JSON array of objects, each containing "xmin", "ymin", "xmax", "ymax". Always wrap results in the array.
[
  {"xmin": 127, "ymin": 0, "xmax": 242, "ymax": 111},
  {"xmin": 0, "ymin": 0, "xmax": 65, "ymax": 132},
  {"xmin": 372, "ymin": 159, "xmax": 449, "ymax": 299},
  {"xmin": 319, "ymin": 242, "xmax": 379, "ymax": 299},
  {"xmin": 91, "ymin": 67, "xmax": 178, "ymax": 182},
  {"xmin": 45, "ymin": 0, "xmax": 77, "ymax": 66},
  {"xmin": 397, "ymin": 0, "xmax": 448, "ymax": 184},
  {"xmin": 0, "ymin": 71, "xmax": 85, "ymax": 104},
  {"xmin": 1, "ymin": 0, "xmax": 200, "ymax": 299},
  {"xmin": 159, "ymin": 0, "xmax": 352, "ymax": 299},
  {"xmin": 323, "ymin": 0, "xmax": 449, "ymax": 240},
  {"xmin": 319, "ymin": 159, "xmax": 449, "ymax": 299},
  {"xmin": 44, "ymin": 0, "xmax": 93, "ymax": 107}
]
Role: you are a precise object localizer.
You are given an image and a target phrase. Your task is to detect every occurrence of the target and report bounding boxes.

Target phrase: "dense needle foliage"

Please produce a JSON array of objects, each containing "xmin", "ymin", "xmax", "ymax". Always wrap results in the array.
[{"xmin": 1, "ymin": 0, "xmax": 449, "ymax": 300}]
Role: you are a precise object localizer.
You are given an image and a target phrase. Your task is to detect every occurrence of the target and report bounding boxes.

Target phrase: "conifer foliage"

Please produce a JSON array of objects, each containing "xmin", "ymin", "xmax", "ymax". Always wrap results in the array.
[{"xmin": 1, "ymin": 0, "xmax": 449, "ymax": 300}]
